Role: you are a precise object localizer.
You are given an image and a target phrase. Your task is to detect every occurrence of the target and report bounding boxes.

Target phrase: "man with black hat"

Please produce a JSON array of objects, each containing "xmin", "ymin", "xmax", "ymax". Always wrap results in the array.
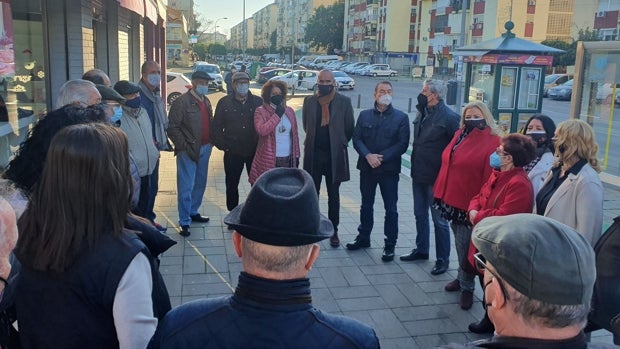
[
  {"xmin": 211, "ymin": 71, "xmax": 262, "ymax": 213},
  {"xmin": 167, "ymin": 71, "xmax": 214, "ymax": 237},
  {"xmin": 114, "ymin": 80, "xmax": 160, "ymax": 222},
  {"xmin": 436, "ymin": 214, "xmax": 619, "ymax": 349},
  {"xmin": 147, "ymin": 168, "xmax": 379, "ymax": 348}
]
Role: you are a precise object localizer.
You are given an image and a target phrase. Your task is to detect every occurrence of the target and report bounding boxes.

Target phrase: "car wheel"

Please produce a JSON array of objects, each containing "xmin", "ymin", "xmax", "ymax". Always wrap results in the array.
[
  {"xmin": 167, "ymin": 92, "xmax": 182, "ymax": 105},
  {"xmin": 390, "ymin": 72, "xmax": 397, "ymax": 77},
  {"xmin": 373, "ymin": 73, "xmax": 377, "ymax": 77}
]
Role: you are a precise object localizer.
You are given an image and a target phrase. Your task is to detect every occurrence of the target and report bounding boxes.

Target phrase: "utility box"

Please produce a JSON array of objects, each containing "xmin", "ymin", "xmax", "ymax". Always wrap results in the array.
[{"xmin": 446, "ymin": 80, "xmax": 457, "ymax": 105}]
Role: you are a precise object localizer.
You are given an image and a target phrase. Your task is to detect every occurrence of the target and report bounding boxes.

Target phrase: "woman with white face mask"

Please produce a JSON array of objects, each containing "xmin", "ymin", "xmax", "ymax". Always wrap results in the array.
[{"xmin": 521, "ymin": 114, "xmax": 556, "ymax": 197}]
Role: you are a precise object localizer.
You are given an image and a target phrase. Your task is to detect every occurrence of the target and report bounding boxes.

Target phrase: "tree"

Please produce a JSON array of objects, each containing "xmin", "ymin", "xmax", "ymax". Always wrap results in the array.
[
  {"xmin": 304, "ymin": 1, "xmax": 344, "ymax": 53},
  {"xmin": 207, "ymin": 43, "xmax": 226, "ymax": 56},
  {"xmin": 193, "ymin": 43, "xmax": 208, "ymax": 61},
  {"xmin": 542, "ymin": 27, "xmax": 600, "ymax": 67},
  {"xmin": 270, "ymin": 30, "xmax": 277, "ymax": 52}
]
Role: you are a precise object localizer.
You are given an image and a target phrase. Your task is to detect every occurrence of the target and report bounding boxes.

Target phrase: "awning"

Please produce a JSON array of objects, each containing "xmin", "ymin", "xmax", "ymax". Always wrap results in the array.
[
  {"xmin": 117, "ymin": 0, "xmax": 144, "ymax": 17},
  {"xmin": 452, "ymin": 50, "xmax": 489, "ymax": 57},
  {"xmin": 157, "ymin": 0, "xmax": 166, "ymax": 22},
  {"xmin": 144, "ymin": 0, "xmax": 158, "ymax": 23}
]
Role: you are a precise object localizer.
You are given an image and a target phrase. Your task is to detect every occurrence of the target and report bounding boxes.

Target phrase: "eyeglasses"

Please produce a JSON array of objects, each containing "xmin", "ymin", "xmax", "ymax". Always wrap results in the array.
[{"xmin": 474, "ymin": 252, "xmax": 511, "ymax": 302}]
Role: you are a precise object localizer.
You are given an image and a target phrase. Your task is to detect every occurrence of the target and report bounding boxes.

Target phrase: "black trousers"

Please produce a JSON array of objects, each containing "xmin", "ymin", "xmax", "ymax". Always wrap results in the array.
[
  {"xmin": 224, "ymin": 151, "xmax": 254, "ymax": 211},
  {"xmin": 309, "ymin": 154, "xmax": 341, "ymax": 233}
]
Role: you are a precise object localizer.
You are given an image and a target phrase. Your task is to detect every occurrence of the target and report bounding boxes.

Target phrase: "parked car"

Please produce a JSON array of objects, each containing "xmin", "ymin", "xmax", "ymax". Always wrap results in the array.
[
  {"xmin": 344, "ymin": 62, "xmax": 368, "ymax": 74},
  {"xmin": 351, "ymin": 62, "xmax": 371, "ymax": 75},
  {"xmin": 193, "ymin": 62, "xmax": 224, "ymax": 91},
  {"xmin": 166, "ymin": 72, "xmax": 192, "ymax": 104},
  {"xmin": 258, "ymin": 68, "xmax": 292, "ymax": 84},
  {"xmin": 548, "ymin": 79, "xmax": 574, "ymax": 100},
  {"xmin": 596, "ymin": 82, "xmax": 616, "ymax": 104},
  {"xmin": 333, "ymin": 70, "xmax": 355, "ymax": 90},
  {"xmin": 362, "ymin": 64, "xmax": 398, "ymax": 77},
  {"xmin": 543, "ymin": 73, "xmax": 573, "ymax": 97},
  {"xmin": 269, "ymin": 69, "xmax": 319, "ymax": 92}
]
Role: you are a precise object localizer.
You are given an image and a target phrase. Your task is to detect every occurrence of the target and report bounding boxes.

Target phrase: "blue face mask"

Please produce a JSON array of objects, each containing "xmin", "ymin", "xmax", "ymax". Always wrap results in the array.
[
  {"xmin": 147, "ymin": 73, "xmax": 161, "ymax": 87},
  {"xmin": 236, "ymin": 83, "xmax": 249, "ymax": 95},
  {"xmin": 489, "ymin": 152, "xmax": 502, "ymax": 169},
  {"xmin": 110, "ymin": 106, "xmax": 123, "ymax": 124},
  {"xmin": 124, "ymin": 96, "xmax": 142, "ymax": 109},
  {"xmin": 195, "ymin": 85, "xmax": 210, "ymax": 96}
]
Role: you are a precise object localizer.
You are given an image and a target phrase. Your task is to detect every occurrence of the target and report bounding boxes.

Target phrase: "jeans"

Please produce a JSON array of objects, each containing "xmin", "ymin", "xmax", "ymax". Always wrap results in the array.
[
  {"xmin": 146, "ymin": 159, "xmax": 160, "ymax": 223},
  {"xmin": 176, "ymin": 144, "xmax": 213, "ymax": 226},
  {"xmin": 357, "ymin": 171, "xmax": 399, "ymax": 246},
  {"xmin": 309, "ymin": 155, "xmax": 341, "ymax": 232},
  {"xmin": 224, "ymin": 151, "xmax": 254, "ymax": 211},
  {"xmin": 452, "ymin": 222, "xmax": 476, "ymax": 292},
  {"xmin": 412, "ymin": 182, "xmax": 451, "ymax": 261}
]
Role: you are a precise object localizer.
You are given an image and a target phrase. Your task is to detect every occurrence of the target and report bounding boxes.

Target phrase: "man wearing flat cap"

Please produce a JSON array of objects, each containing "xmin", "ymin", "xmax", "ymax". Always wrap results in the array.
[
  {"xmin": 436, "ymin": 214, "xmax": 619, "ymax": 349},
  {"xmin": 167, "ymin": 71, "xmax": 215, "ymax": 237},
  {"xmin": 114, "ymin": 80, "xmax": 160, "ymax": 222},
  {"xmin": 148, "ymin": 168, "xmax": 380, "ymax": 349},
  {"xmin": 212, "ymin": 71, "xmax": 262, "ymax": 214}
]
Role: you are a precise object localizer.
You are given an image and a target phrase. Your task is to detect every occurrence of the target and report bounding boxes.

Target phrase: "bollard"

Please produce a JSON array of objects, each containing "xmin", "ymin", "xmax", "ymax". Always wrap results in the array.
[
  {"xmin": 357, "ymin": 94, "xmax": 361, "ymax": 109},
  {"xmin": 408, "ymin": 98, "xmax": 412, "ymax": 113}
]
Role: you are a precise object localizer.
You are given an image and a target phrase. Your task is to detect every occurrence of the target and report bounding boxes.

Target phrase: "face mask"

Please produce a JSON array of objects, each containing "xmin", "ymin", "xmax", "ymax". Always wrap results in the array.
[
  {"xmin": 317, "ymin": 84, "xmax": 334, "ymax": 96},
  {"xmin": 489, "ymin": 152, "xmax": 502, "ymax": 169},
  {"xmin": 378, "ymin": 94, "xmax": 392, "ymax": 106},
  {"xmin": 195, "ymin": 85, "xmax": 210, "ymax": 96},
  {"xmin": 464, "ymin": 119, "xmax": 487, "ymax": 133},
  {"xmin": 110, "ymin": 106, "xmax": 123, "ymax": 124},
  {"xmin": 147, "ymin": 73, "xmax": 161, "ymax": 87},
  {"xmin": 270, "ymin": 95, "xmax": 283, "ymax": 105},
  {"xmin": 124, "ymin": 96, "xmax": 142, "ymax": 109},
  {"xmin": 417, "ymin": 93, "xmax": 428, "ymax": 108},
  {"xmin": 236, "ymin": 83, "xmax": 249, "ymax": 95},
  {"xmin": 526, "ymin": 131, "xmax": 547, "ymax": 148}
]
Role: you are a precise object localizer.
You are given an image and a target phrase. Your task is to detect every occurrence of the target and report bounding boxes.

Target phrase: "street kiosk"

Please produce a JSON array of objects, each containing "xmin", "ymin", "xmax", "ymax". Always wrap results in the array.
[{"xmin": 454, "ymin": 21, "xmax": 563, "ymax": 133}]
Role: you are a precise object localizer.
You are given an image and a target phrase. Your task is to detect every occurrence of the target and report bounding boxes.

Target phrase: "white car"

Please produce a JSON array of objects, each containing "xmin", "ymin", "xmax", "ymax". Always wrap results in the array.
[
  {"xmin": 166, "ymin": 72, "xmax": 192, "ymax": 104},
  {"xmin": 193, "ymin": 62, "xmax": 224, "ymax": 91},
  {"xmin": 362, "ymin": 64, "xmax": 398, "ymax": 77},
  {"xmin": 270, "ymin": 69, "xmax": 319, "ymax": 92},
  {"xmin": 333, "ymin": 70, "xmax": 355, "ymax": 90}
]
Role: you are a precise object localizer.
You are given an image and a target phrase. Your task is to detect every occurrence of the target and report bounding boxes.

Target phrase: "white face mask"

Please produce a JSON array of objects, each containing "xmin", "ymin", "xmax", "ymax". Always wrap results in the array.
[{"xmin": 378, "ymin": 94, "xmax": 392, "ymax": 106}]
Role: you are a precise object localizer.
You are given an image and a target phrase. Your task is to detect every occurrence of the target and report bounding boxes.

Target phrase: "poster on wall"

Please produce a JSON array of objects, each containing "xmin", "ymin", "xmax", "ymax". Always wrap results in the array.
[{"xmin": 0, "ymin": 1, "xmax": 14, "ymax": 78}]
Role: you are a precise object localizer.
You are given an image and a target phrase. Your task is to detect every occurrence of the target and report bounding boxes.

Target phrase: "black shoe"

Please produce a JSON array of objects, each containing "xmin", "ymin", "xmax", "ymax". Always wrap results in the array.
[
  {"xmin": 190, "ymin": 214, "xmax": 210, "ymax": 223},
  {"xmin": 345, "ymin": 237, "xmax": 371, "ymax": 250},
  {"xmin": 382, "ymin": 245, "xmax": 395, "ymax": 262},
  {"xmin": 179, "ymin": 225, "xmax": 191, "ymax": 237},
  {"xmin": 468, "ymin": 314, "xmax": 495, "ymax": 334},
  {"xmin": 431, "ymin": 260, "xmax": 449, "ymax": 275},
  {"xmin": 329, "ymin": 233, "xmax": 340, "ymax": 248},
  {"xmin": 399, "ymin": 249, "xmax": 429, "ymax": 261}
]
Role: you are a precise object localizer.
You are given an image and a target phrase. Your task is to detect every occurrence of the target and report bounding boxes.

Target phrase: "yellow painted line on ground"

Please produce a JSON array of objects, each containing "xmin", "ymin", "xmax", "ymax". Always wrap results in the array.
[{"xmin": 157, "ymin": 210, "xmax": 235, "ymax": 293}]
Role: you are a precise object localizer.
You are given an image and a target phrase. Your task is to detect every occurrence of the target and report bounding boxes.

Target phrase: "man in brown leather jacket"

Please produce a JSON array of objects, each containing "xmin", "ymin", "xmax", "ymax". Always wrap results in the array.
[{"xmin": 167, "ymin": 71, "xmax": 214, "ymax": 237}]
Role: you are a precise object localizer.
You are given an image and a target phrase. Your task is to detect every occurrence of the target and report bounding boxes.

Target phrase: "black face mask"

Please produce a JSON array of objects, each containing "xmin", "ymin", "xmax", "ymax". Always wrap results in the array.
[
  {"xmin": 317, "ymin": 84, "xmax": 334, "ymax": 96},
  {"xmin": 270, "ymin": 95, "xmax": 283, "ymax": 105},
  {"xmin": 463, "ymin": 119, "xmax": 487, "ymax": 133},
  {"xmin": 417, "ymin": 93, "xmax": 428, "ymax": 108},
  {"xmin": 527, "ymin": 132, "xmax": 547, "ymax": 148}
]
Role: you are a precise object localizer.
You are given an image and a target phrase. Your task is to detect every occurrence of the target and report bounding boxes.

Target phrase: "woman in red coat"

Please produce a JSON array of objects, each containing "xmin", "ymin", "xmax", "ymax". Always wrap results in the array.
[
  {"xmin": 467, "ymin": 133, "xmax": 537, "ymax": 334},
  {"xmin": 249, "ymin": 80, "xmax": 300, "ymax": 185},
  {"xmin": 433, "ymin": 101, "xmax": 501, "ymax": 311}
]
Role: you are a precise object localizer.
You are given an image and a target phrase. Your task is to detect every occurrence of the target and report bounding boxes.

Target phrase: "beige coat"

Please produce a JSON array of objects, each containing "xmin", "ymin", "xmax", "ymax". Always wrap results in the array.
[{"xmin": 539, "ymin": 163, "xmax": 603, "ymax": 246}]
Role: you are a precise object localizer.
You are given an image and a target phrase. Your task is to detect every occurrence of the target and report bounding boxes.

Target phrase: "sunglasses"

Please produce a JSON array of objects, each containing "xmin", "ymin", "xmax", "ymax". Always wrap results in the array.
[{"xmin": 474, "ymin": 252, "xmax": 511, "ymax": 302}]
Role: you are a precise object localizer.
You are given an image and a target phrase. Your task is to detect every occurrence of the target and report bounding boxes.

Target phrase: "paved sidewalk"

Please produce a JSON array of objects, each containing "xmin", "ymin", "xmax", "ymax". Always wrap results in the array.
[{"xmin": 153, "ymin": 107, "xmax": 619, "ymax": 348}]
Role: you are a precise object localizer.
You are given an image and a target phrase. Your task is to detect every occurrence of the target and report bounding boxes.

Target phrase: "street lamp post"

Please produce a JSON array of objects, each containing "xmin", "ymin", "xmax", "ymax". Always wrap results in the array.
[{"xmin": 213, "ymin": 17, "xmax": 228, "ymax": 44}]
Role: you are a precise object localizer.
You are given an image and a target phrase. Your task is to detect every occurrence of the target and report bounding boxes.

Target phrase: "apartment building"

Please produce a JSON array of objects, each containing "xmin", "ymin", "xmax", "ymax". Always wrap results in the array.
[
  {"xmin": 230, "ymin": 18, "xmax": 255, "ymax": 52},
  {"xmin": 253, "ymin": 4, "xmax": 278, "ymax": 50}
]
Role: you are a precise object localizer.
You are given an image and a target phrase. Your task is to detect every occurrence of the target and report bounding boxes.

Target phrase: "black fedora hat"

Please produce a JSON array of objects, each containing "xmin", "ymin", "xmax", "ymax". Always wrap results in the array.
[{"xmin": 224, "ymin": 168, "xmax": 333, "ymax": 246}]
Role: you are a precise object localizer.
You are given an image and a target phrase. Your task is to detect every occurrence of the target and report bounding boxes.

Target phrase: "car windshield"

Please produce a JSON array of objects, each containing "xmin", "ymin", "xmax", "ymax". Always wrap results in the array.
[
  {"xmin": 334, "ymin": 71, "xmax": 349, "ymax": 77},
  {"xmin": 564, "ymin": 79, "xmax": 574, "ymax": 86},
  {"xmin": 544, "ymin": 75, "xmax": 559, "ymax": 83},
  {"xmin": 196, "ymin": 65, "xmax": 220, "ymax": 74}
]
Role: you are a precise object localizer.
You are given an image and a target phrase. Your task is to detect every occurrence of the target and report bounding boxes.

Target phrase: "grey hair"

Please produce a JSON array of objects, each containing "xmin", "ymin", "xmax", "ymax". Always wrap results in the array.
[
  {"xmin": 55, "ymin": 80, "xmax": 99, "ymax": 109},
  {"xmin": 507, "ymin": 282, "xmax": 590, "ymax": 328},
  {"xmin": 423, "ymin": 78, "xmax": 446, "ymax": 99},
  {"xmin": 241, "ymin": 237, "xmax": 312, "ymax": 273}
]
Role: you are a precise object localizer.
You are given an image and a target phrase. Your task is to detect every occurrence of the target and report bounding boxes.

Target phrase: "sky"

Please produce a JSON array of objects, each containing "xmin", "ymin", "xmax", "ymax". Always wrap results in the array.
[{"xmin": 193, "ymin": 0, "xmax": 275, "ymax": 35}]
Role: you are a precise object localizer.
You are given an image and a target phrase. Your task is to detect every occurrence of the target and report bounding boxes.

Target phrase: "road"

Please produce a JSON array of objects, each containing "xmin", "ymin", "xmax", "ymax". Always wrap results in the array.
[{"xmin": 189, "ymin": 67, "xmax": 620, "ymax": 177}]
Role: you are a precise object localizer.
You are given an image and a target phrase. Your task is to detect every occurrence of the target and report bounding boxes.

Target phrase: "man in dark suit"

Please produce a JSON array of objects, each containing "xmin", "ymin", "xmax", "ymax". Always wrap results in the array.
[{"xmin": 302, "ymin": 69, "xmax": 355, "ymax": 248}]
